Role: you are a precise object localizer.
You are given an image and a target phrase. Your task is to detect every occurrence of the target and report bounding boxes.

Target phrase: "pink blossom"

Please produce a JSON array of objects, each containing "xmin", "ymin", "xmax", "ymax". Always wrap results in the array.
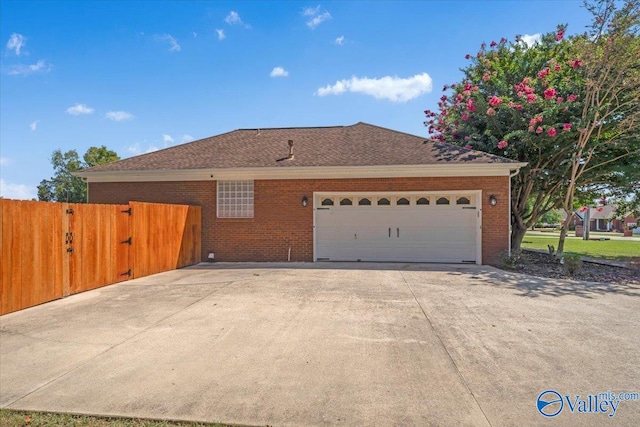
[
  {"xmin": 461, "ymin": 113, "xmax": 469, "ymax": 121},
  {"xmin": 517, "ymin": 91, "xmax": 525, "ymax": 97},
  {"xmin": 537, "ymin": 67, "xmax": 551, "ymax": 79},
  {"xmin": 544, "ymin": 88, "xmax": 557, "ymax": 99},
  {"xmin": 536, "ymin": 126, "xmax": 544, "ymax": 134},
  {"xmin": 465, "ymin": 54, "xmax": 471, "ymax": 59},
  {"xmin": 497, "ymin": 140, "xmax": 508, "ymax": 149},
  {"xmin": 567, "ymin": 94, "xmax": 578, "ymax": 102},
  {"xmin": 563, "ymin": 123, "xmax": 572, "ymax": 131},
  {"xmin": 556, "ymin": 97, "xmax": 563, "ymax": 103},
  {"xmin": 570, "ymin": 59, "xmax": 583, "ymax": 69},
  {"xmin": 464, "ymin": 136, "xmax": 471, "ymax": 141},
  {"xmin": 472, "ymin": 85, "xmax": 479, "ymax": 92},
  {"xmin": 500, "ymin": 37, "xmax": 507, "ymax": 44},
  {"xmin": 548, "ymin": 127, "xmax": 557, "ymax": 137},
  {"xmin": 482, "ymin": 73, "xmax": 491, "ymax": 82},
  {"xmin": 526, "ymin": 94, "xmax": 537, "ymax": 103},
  {"xmin": 515, "ymin": 104, "xmax": 523, "ymax": 110},
  {"xmin": 529, "ymin": 116, "xmax": 543, "ymax": 127},
  {"xmin": 464, "ymin": 144, "xmax": 472, "ymax": 149},
  {"xmin": 486, "ymin": 107, "xmax": 496, "ymax": 116},
  {"xmin": 556, "ymin": 29, "xmax": 565, "ymax": 41},
  {"xmin": 488, "ymin": 96, "xmax": 502, "ymax": 106},
  {"xmin": 490, "ymin": 40, "xmax": 497, "ymax": 47},
  {"xmin": 554, "ymin": 64, "xmax": 562, "ymax": 72},
  {"xmin": 466, "ymin": 99, "xmax": 476, "ymax": 112}
]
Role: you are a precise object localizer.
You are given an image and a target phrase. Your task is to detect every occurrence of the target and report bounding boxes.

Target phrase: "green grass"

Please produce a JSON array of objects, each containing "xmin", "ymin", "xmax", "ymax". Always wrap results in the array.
[
  {"xmin": 521, "ymin": 234, "xmax": 640, "ymax": 261},
  {"xmin": 0, "ymin": 410, "xmax": 233, "ymax": 427}
]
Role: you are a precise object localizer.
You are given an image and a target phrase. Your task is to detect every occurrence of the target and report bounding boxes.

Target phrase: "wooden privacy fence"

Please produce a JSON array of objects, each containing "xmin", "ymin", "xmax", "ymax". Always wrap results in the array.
[{"xmin": 1, "ymin": 200, "xmax": 201, "ymax": 315}]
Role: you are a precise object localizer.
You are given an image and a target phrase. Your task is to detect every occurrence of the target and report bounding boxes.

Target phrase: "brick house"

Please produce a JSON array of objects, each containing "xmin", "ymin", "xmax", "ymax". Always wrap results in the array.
[
  {"xmin": 77, "ymin": 123, "xmax": 526, "ymax": 264},
  {"xmin": 573, "ymin": 205, "xmax": 639, "ymax": 233}
]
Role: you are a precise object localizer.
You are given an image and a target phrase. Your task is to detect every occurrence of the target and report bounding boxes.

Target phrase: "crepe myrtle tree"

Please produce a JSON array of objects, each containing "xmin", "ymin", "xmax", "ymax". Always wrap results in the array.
[
  {"xmin": 555, "ymin": 0, "xmax": 640, "ymax": 255},
  {"xmin": 424, "ymin": 0, "xmax": 640, "ymax": 255}
]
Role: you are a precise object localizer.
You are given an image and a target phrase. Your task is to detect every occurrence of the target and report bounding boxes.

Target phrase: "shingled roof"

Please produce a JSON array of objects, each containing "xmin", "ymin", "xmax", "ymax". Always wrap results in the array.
[{"xmin": 83, "ymin": 122, "xmax": 517, "ymax": 173}]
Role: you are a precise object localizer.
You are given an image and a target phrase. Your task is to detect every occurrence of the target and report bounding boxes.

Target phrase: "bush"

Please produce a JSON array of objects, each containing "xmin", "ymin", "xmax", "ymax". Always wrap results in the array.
[
  {"xmin": 500, "ymin": 250, "xmax": 522, "ymax": 269},
  {"xmin": 562, "ymin": 253, "xmax": 583, "ymax": 275}
]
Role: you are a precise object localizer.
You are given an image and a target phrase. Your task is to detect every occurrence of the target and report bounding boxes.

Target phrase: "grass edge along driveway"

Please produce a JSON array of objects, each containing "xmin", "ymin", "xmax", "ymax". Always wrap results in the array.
[
  {"xmin": 521, "ymin": 234, "xmax": 640, "ymax": 261},
  {"xmin": 0, "ymin": 409, "xmax": 239, "ymax": 427}
]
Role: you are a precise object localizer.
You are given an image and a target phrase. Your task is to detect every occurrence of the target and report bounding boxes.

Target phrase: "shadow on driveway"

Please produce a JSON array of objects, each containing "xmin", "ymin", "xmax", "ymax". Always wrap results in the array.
[{"xmin": 458, "ymin": 268, "xmax": 640, "ymax": 299}]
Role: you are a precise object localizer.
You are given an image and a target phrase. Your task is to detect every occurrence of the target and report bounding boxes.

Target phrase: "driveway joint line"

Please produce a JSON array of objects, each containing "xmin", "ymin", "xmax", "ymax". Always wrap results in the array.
[
  {"xmin": 399, "ymin": 271, "xmax": 493, "ymax": 427},
  {"xmin": 4, "ymin": 280, "xmax": 235, "ymax": 408}
]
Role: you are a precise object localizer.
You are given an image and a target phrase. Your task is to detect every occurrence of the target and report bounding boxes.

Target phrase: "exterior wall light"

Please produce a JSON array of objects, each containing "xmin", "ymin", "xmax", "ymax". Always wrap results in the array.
[
  {"xmin": 302, "ymin": 196, "xmax": 308, "ymax": 207},
  {"xmin": 489, "ymin": 194, "xmax": 498, "ymax": 206}
]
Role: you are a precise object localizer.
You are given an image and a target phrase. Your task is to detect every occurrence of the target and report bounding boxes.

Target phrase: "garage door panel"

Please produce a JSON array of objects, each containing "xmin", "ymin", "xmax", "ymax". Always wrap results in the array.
[{"xmin": 315, "ymin": 193, "xmax": 480, "ymax": 263}]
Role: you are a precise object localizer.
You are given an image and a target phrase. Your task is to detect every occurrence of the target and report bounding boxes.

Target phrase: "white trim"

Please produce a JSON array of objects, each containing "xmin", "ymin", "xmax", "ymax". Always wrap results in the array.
[
  {"xmin": 313, "ymin": 190, "xmax": 482, "ymax": 264},
  {"xmin": 76, "ymin": 163, "xmax": 527, "ymax": 183}
]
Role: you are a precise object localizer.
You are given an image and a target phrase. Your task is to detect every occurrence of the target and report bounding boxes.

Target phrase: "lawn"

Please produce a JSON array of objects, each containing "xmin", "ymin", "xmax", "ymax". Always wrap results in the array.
[
  {"xmin": 521, "ymin": 234, "xmax": 640, "ymax": 261},
  {"xmin": 0, "ymin": 410, "xmax": 231, "ymax": 427}
]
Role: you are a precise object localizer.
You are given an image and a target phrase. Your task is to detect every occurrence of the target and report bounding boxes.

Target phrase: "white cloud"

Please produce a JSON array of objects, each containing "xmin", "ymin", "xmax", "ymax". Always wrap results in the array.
[
  {"xmin": 6, "ymin": 60, "xmax": 52, "ymax": 76},
  {"xmin": 181, "ymin": 134, "xmax": 194, "ymax": 143},
  {"xmin": 6, "ymin": 33, "xmax": 26, "ymax": 55},
  {"xmin": 519, "ymin": 33, "xmax": 541, "ymax": 47},
  {"xmin": 0, "ymin": 157, "xmax": 10, "ymax": 166},
  {"xmin": 106, "ymin": 111, "xmax": 134, "ymax": 121},
  {"xmin": 216, "ymin": 29, "xmax": 226, "ymax": 40},
  {"xmin": 316, "ymin": 73, "xmax": 433, "ymax": 103},
  {"xmin": 302, "ymin": 6, "xmax": 321, "ymax": 16},
  {"xmin": 156, "ymin": 34, "xmax": 181, "ymax": 52},
  {"xmin": 334, "ymin": 35, "xmax": 345, "ymax": 45},
  {"xmin": 225, "ymin": 11, "xmax": 251, "ymax": 28},
  {"xmin": 192, "ymin": 32, "xmax": 197, "ymax": 38},
  {"xmin": 307, "ymin": 11, "xmax": 331, "ymax": 29},
  {"xmin": 270, "ymin": 66, "xmax": 289, "ymax": 78},
  {"xmin": 66, "ymin": 103, "xmax": 94, "ymax": 115},
  {"xmin": 162, "ymin": 134, "xmax": 174, "ymax": 144},
  {"xmin": 127, "ymin": 143, "xmax": 159, "ymax": 156},
  {"xmin": 30, "ymin": 120, "xmax": 38, "ymax": 131},
  {"xmin": 0, "ymin": 179, "xmax": 36, "ymax": 200}
]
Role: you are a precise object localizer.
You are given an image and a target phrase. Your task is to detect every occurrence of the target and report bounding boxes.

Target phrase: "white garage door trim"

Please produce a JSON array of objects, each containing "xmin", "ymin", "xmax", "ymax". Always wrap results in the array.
[{"xmin": 313, "ymin": 190, "xmax": 482, "ymax": 264}]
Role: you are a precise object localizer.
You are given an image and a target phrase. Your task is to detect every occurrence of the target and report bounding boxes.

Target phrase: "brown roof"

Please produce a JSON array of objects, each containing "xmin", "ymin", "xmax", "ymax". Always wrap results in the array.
[{"xmin": 84, "ymin": 122, "xmax": 517, "ymax": 173}]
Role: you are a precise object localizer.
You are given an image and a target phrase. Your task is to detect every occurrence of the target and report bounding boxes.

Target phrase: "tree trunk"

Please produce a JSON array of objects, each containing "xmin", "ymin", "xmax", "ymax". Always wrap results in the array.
[
  {"xmin": 556, "ymin": 207, "xmax": 573, "ymax": 258},
  {"xmin": 511, "ymin": 222, "xmax": 528, "ymax": 253}
]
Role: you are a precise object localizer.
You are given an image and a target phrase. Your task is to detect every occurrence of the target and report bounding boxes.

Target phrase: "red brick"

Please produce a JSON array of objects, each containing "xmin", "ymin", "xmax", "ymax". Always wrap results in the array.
[{"xmin": 89, "ymin": 176, "xmax": 509, "ymax": 264}]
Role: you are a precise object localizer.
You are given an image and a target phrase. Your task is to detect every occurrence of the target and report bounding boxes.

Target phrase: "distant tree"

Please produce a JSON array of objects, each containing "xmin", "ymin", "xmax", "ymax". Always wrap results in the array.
[{"xmin": 37, "ymin": 146, "xmax": 120, "ymax": 203}]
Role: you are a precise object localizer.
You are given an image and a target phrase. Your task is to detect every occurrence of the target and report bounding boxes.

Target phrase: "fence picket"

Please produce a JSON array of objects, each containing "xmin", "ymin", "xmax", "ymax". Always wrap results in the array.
[{"xmin": 1, "ymin": 199, "xmax": 201, "ymax": 315}]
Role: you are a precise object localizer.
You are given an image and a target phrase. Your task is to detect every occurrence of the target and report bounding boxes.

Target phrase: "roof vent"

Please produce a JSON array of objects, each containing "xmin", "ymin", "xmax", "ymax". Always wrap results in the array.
[{"xmin": 287, "ymin": 139, "xmax": 294, "ymax": 159}]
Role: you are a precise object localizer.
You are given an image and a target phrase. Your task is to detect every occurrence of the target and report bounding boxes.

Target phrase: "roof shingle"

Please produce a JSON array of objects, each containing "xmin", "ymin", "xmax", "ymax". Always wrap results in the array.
[{"xmin": 84, "ymin": 122, "xmax": 517, "ymax": 173}]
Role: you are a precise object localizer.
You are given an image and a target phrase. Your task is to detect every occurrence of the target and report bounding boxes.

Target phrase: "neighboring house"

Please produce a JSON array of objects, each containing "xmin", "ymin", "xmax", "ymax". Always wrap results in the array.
[
  {"xmin": 77, "ymin": 122, "xmax": 526, "ymax": 264},
  {"xmin": 573, "ymin": 204, "xmax": 639, "ymax": 232}
]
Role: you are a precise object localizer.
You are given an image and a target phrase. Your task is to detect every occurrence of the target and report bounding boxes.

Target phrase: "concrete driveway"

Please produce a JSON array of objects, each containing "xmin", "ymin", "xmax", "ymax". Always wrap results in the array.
[{"xmin": 1, "ymin": 263, "xmax": 639, "ymax": 426}]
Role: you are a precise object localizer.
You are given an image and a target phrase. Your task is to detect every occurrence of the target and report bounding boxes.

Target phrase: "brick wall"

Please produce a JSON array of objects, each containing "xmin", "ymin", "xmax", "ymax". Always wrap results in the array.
[{"xmin": 89, "ymin": 176, "xmax": 510, "ymax": 264}]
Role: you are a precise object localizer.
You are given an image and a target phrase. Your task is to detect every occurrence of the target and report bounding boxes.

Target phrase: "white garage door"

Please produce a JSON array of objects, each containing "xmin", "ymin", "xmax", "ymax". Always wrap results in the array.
[{"xmin": 315, "ymin": 192, "xmax": 480, "ymax": 263}]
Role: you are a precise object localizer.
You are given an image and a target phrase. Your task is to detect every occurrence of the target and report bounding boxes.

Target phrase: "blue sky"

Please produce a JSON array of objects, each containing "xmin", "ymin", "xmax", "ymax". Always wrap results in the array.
[{"xmin": 1, "ymin": 1, "xmax": 593, "ymax": 199}]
